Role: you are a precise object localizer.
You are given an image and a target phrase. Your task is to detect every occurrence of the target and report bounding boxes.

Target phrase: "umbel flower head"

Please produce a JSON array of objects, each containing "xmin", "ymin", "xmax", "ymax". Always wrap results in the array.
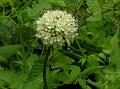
[{"xmin": 36, "ymin": 10, "xmax": 78, "ymax": 47}]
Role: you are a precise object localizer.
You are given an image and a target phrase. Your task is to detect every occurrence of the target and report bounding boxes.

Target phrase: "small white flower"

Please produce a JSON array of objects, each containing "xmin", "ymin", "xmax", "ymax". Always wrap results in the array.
[{"xmin": 36, "ymin": 10, "xmax": 78, "ymax": 47}]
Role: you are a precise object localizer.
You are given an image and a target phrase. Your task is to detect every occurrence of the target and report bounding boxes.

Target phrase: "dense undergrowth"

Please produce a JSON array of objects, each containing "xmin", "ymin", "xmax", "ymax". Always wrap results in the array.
[{"xmin": 0, "ymin": 0, "xmax": 120, "ymax": 89}]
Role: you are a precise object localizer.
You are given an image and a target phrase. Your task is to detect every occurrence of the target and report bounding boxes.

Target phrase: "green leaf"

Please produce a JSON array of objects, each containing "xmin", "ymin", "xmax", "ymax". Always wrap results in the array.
[
  {"xmin": 86, "ymin": 79, "xmax": 104, "ymax": 88},
  {"xmin": 78, "ymin": 78, "xmax": 92, "ymax": 89},
  {"xmin": 0, "ymin": 22, "xmax": 11, "ymax": 43},
  {"xmin": 81, "ymin": 66, "xmax": 104, "ymax": 77},
  {"xmin": 103, "ymin": 11, "xmax": 113, "ymax": 21},
  {"xmin": 0, "ymin": 1, "xmax": 3, "ymax": 6},
  {"xmin": 52, "ymin": 65, "xmax": 80, "ymax": 84},
  {"xmin": 0, "ymin": 55, "xmax": 6, "ymax": 63},
  {"xmin": 110, "ymin": 29, "xmax": 119, "ymax": 51},
  {"xmin": 26, "ymin": 54, "xmax": 39, "ymax": 72},
  {"xmin": 86, "ymin": 54, "xmax": 102, "ymax": 67},
  {"xmin": 113, "ymin": 0, "xmax": 120, "ymax": 3},
  {"xmin": 0, "ymin": 45, "xmax": 21, "ymax": 60},
  {"xmin": 47, "ymin": 69, "xmax": 61, "ymax": 88},
  {"xmin": 1, "ymin": 0, "xmax": 8, "ymax": 4},
  {"xmin": 26, "ymin": 1, "xmax": 51, "ymax": 20},
  {"xmin": 0, "ymin": 20, "xmax": 16, "ymax": 44},
  {"xmin": 47, "ymin": 0, "xmax": 66, "ymax": 7},
  {"xmin": 87, "ymin": 10, "xmax": 102, "ymax": 21},
  {"xmin": 52, "ymin": 50, "xmax": 74, "ymax": 68},
  {"xmin": 24, "ymin": 75, "xmax": 43, "ymax": 89},
  {"xmin": 86, "ymin": 0, "xmax": 100, "ymax": 13},
  {"xmin": 64, "ymin": 1, "xmax": 76, "ymax": 12},
  {"xmin": 29, "ymin": 60, "xmax": 43, "ymax": 80},
  {"xmin": 97, "ymin": 0, "xmax": 106, "ymax": 6},
  {"xmin": 8, "ymin": 0, "xmax": 16, "ymax": 7},
  {"xmin": 98, "ymin": 52, "xmax": 106, "ymax": 61},
  {"xmin": 65, "ymin": 65, "xmax": 80, "ymax": 83},
  {"xmin": 103, "ymin": 49, "xmax": 111, "ymax": 55},
  {"xmin": 54, "ymin": 71, "xmax": 69, "ymax": 84},
  {"xmin": 0, "ymin": 69, "xmax": 27, "ymax": 89},
  {"xmin": 1, "ymin": 0, "xmax": 16, "ymax": 6},
  {"xmin": 110, "ymin": 29, "xmax": 120, "ymax": 64}
]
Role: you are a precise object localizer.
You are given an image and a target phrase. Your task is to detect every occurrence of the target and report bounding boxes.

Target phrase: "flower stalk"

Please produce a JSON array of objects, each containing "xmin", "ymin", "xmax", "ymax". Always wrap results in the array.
[
  {"xmin": 43, "ymin": 46, "xmax": 53, "ymax": 89},
  {"xmin": 35, "ymin": 10, "xmax": 78, "ymax": 89}
]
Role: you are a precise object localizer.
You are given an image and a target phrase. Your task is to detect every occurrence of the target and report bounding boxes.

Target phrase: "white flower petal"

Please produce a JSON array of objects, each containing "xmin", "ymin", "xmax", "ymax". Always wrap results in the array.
[{"xmin": 36, "ymin": 10, "xmax": 78, "ymax": 47}]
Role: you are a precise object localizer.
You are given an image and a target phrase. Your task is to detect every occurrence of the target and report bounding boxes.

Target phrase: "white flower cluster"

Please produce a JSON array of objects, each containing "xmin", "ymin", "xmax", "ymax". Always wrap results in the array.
[{"xmin": 36, "ymin": 10, "xmax": 78, "ymax": 47}]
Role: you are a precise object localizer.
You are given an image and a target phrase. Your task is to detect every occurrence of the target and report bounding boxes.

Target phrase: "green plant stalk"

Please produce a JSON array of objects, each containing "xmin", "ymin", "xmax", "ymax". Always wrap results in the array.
[
  {"xmin": 43, "ymin": 55, "xmax": 48, "ymax": 89},
  {"xmin": 18, "ymin": 12, "xmax": 26, "ymax": 60},
  {"xmin": 43, "ymin": 46, "xmax": 53, "ymax": 89}
]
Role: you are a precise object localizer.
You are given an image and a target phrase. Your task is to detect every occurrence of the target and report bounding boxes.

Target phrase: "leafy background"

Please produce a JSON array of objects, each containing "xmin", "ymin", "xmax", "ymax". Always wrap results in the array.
[{"xmin": 0, "ymin": 0, "xmax": 120, "ymax": 89}]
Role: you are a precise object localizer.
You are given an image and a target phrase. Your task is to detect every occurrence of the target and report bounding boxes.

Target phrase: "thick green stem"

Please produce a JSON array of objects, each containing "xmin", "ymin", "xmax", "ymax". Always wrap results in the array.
[
  {"xmin": 43, "ymin": 46, "xmax": 53, "ymax": 89},
  {"xmin": 43, "ymin": 56, "xmax": 48, "ymax": 89}
]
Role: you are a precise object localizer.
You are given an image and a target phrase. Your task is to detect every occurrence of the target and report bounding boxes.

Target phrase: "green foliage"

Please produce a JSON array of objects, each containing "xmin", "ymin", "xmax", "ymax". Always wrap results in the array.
[
  {"xmin": 0, "ymin": 69, "xmax": 27, "ymax": 89},
  {"xmin": 110, "ymin": 29, "xmax": 120, "ymax": 65},
  {"xmin": 29, "ymin": 59, "xmax": 43, "ymax": 80},
  {"xmin": 53, "ymin": 50, "xmax": 80, "ymax": 83},
  {"xmin": 0, "ymin": 0, "xmax": 120, "ymax": 89},
  {"xmin": 25, "ymin": 1, "xmax": 51, "ymax": 20},
  {"xmin": 0, "ymin": 45, "xmax": 21, "ymax": 61},
  {"xmin": 47, "ymin": 0, "xmax": 66, "ymax": 7},
  {"xmin": 24, "ymin": 75, "xmax": 43, "ymax": 89}
]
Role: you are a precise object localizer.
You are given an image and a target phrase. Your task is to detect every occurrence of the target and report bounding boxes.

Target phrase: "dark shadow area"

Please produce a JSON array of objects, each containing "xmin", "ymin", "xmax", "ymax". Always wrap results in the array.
[{"xmin": 57, "ymin": 83, "xmax": 81, "ymax": 89}]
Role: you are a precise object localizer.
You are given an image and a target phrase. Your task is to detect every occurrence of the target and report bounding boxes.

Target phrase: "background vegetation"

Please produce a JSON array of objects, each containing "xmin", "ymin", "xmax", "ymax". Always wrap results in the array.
[{"xmin": 0, "ymin": 0, "xmax": 120, "ymax": 89}]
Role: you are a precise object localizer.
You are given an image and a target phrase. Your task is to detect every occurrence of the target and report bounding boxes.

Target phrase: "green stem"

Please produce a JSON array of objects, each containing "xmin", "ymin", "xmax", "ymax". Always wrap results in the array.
[
  {"xmin": 75, "ymin": 39, "xmax": 86, "ymax": 58},
  {"xmin": 43, "ymin": 46, "xmax": 53, "ymax": 89},
  {"xmin": 43, "ymin": 55, "xmax": 48, "ymax": 89},
  {"xmin": 18, "ymin": 12, "xmax": 25, "ymax": 60}
]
